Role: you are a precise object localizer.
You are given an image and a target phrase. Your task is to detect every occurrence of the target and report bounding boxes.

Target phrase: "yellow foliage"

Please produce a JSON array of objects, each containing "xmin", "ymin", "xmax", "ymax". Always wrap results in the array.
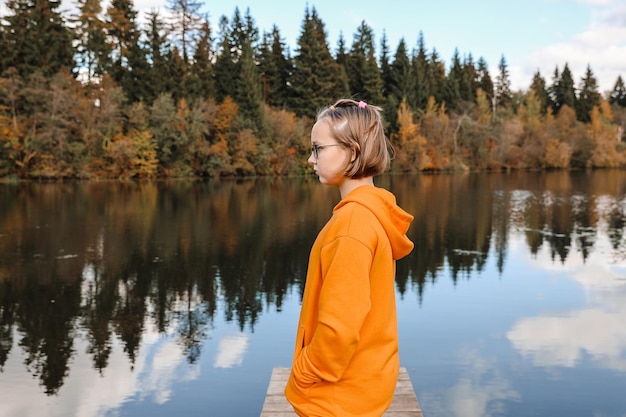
[
  {"xmin": 216, "ymin": 96, "xmax": 239, "ymax": 142},
  {"xmin": 543, "ymin": 138, "xmax": 572, "ymax": 168}
]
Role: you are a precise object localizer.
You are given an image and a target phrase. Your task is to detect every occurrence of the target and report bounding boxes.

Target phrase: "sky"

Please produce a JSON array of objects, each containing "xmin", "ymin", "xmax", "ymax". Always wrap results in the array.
[{"xmin": 3, "ymin": 0, "xmax": 625, "ymax": 93}]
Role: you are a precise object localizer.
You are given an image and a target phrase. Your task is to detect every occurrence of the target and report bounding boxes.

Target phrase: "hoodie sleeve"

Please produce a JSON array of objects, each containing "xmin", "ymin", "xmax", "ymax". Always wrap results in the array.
[{"xmin": 291, "ymin": 235, "xmax": 373, "ymax": 385}]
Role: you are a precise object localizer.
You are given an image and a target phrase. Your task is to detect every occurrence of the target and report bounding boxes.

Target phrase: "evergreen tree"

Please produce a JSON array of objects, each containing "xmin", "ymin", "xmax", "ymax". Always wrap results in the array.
[
  {"xmin": 494, "ymin": 54, "xmax": 512, "ymax": 111},
  {"xmin": 576, "ymin": 64, "xmax": 601, "ymax": 122},
  {"xmin": 610, "ymin": 75, "xmax": 626, "ymax": 107},
  {"xmin": 386, "ymin": 38, "xmax": 411, "ymax": 131},
  {"xmin": 445, "ymin": 49, "xmax": 463, "ymax": 110},
  {"xmin": 426, "ymin": 48, "xmax": 446, "ymax": 105},
  {"xmin": 379, "ymin": 31, "xmax": 392, "ymax": 100},
  {"xmin": 529, "ymin": 70, "xmax": 549, "ymax": 114},
  {"xmin": 213, "ymin": 15, "xmax": 237, "ymax": 101},
  {"xmin": 550, "ymin": 63, "xmax": 577, "ymax": 115},
  {"xmin": 288, "ymin": 6, "xmax": 343, "ymax": 117},
  {"xmin": 476, "ymin": 57, "xmax": 493, "ymax": 107},
  {"xmin": 231, "ymin": 9, "xmax": 262, "ymax": 126},
  {"xmin": 236, "ymin": 39, "xmax": 263, "ymax": 127},
  {"xmin": 346, "ymin": 20, "xmax": 383, "ymax": 103},
  {"xmin": 2, "ymin": 0, "xmax": 74, "ymax": 77},
  {"xmin": 144, "ymin": 10, "xmax": 172, "ymax": 103},
  {"xmin": 187, "ymin": 20, "xmax": 214, "ymax": 100},
  {"xmin": 461, "ymin": 54, "xmax": 478, "ymax": 103},
  {"xmin": 409, "ymin": 32, "xmax": 428, "ymax": 111},
  {"xmin": 334, "ymin": 32, "xmax": 350, "ymax": 97},
  {"xmin": 105, "ymin": 0, "xmax": 140, "ymax": 85},
  {"xmin": 258, "ymin": 26, "xmax": 291, "ymax": 108},
  {"xmin": 73, "ymin": 0, "xmax": 111, "ymax": 82}
]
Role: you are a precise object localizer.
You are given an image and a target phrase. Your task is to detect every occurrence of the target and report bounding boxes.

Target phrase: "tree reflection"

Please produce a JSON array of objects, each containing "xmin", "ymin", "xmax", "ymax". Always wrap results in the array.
[{"xmin": 2, "ymin": 171, "xmax": 626, "ymax": 394}]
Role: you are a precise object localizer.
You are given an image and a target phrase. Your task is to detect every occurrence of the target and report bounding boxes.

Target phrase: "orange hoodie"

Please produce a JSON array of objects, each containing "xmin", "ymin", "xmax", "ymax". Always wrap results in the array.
[{"xmin": 285, "ymin": 185, "xmax": 414, "ymax": 417}]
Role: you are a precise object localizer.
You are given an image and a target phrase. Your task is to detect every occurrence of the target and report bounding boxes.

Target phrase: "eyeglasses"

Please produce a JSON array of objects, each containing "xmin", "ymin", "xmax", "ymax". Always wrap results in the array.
[{"xmin": 311, "ymin": 143, "xmax": 345, "ymax": 159}]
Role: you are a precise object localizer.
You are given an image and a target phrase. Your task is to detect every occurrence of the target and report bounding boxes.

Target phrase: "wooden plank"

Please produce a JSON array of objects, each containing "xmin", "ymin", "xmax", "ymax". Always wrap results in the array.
[{"xmin": 260, "ymin": 368, "xmax": 423, "ymax": 417}]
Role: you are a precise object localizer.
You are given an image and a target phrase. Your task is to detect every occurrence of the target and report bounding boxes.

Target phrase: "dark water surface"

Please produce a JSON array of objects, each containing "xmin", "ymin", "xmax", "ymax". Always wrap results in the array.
[{"xmin": 1, "ymin": 171, "xmax": 626, "ymax": 417}]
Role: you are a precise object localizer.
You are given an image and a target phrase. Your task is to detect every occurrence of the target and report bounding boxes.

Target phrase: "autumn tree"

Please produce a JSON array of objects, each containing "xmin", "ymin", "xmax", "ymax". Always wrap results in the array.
[
  {"xmin": 391, "ymin": 98, "xmax": 427, "ymax": 171},
  {"xmin": 476, "ymin": 57, "xmax": 494, "ymax": 109},
  {"xmin": 165, "ymin": 0, "xmax": 203, "ymax": 63},
  {"xmin": 529, "ymin": 70, "xmax": 549, "ymax": 114}
]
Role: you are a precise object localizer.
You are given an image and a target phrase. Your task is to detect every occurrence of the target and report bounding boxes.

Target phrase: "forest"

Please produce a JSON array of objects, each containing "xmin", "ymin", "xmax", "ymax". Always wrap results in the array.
[{"xmin": 1, "ymin": 0, "xmax": 626, "ymax": 179}]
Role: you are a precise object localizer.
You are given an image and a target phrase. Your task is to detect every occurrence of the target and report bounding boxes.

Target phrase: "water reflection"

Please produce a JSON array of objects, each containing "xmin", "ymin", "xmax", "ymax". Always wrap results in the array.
[
  {"xmin": 1, "ymin": 171, "xmax": 626, "ymax": 416},
  {"xmin": 507, "ymin": 233, "xmax": 626, "ymax": 371}
]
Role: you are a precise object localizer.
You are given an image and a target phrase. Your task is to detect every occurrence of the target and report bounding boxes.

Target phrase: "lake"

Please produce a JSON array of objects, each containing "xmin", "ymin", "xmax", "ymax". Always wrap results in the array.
[{"xmin": 1, "ymin": 171, "xmax": 625, "ymax": 417}]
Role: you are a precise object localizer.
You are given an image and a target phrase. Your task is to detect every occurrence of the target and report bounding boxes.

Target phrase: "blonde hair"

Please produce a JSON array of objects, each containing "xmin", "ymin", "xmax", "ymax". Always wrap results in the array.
[{"xmin": 316, "ymin": 99, "xmax": 393, "ymax": 179}]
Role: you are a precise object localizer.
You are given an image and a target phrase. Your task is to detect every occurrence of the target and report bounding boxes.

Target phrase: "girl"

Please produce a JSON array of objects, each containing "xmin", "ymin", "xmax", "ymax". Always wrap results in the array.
[{"xmin": 285, "ymin": 99, "xmax": 414, "ymax": 416}]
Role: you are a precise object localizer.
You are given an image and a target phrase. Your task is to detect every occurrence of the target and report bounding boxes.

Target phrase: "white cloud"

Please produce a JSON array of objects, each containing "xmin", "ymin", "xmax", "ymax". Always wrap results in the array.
[{"xmin": 518, "ymin": 1, "xmax": 626, "ymax": 92}]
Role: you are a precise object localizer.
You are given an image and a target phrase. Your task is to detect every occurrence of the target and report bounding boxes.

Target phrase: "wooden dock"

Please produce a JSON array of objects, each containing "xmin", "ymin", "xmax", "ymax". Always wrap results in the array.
[{"xmin": 260, "ymin": 367, "xmax": 423, "ymax": 416}]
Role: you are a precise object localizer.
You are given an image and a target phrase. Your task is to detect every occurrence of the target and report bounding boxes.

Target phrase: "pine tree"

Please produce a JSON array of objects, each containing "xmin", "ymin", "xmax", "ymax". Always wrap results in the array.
[
  {"xmin": 232, "ymin": 9, "xmax": 262, "ymax": 126},
  {"xmin": 144, "ymin": 10, "xmax": 171, "ymax": 103},
  {"xmin": 379, "ymin": 31, "xmax": 392, "ymax": 100},
  {"xmin": 187, "ymin": 20, "xmax": 214, "ymax": 100},
  {"xmin": 494, "ymin": 55, "xmax": 512, "ymax": 111},
  {"xmin": 461, "ymin": 54, "xmax": 478, "ymax": 103},
  {"xmin": 610, "ymin": 75, "xmax": 626, "ymax": 107},
  {"xmin": 214, "ymin": 15, "xmax": 237, "ymax": 102},
  {"xmin": 258, "ymin": 26, "xmax": 291, "ymax": 108},
  {"xmin": 550, "ymin": 63, "xmax": 577, "ymax": 115},
  {"xmin": 426, "ymin": 49, "xmax": 446, "ymax": 106},
  {"xmin": 476, "ymin": 57, "xmax": 493, "ymax": 107},
  {"xmin": 334, "ymin": 32, "xmax": 350, "ymax": 97},
  {"xmin": 386, "ymin": 38, "xmax": 411, "ymax": 131},
  {"xmin": 346, "ymin": 20, "xmax": 383, "ymax": 103},
  {"xmin": 529, "ymin": 70, "xmax": 549, "ymax": 114},
  {"xmin": 73, "ymin": 0, "xmax": 111, "ymax": 82},
  {"xmin": 105, "ymin": 0, "xmax": 140, "ymax": 85},
  {"xmin": 3, "ymin": 0, "xmax": 74, "ymax": 77},
  {"xmin": 409, "ymin": 32, "xmax": 428, "ymax": 111},
  {"xmin": 288, "ymin": 6, "xmax": 343, "ymax": 117},
  {"xmin": 445, "ymin": 49, "xmax": 463, "ymax": 111},
  {"xmin": 576, "ymin": 64, "xmax": 601, "ymax": 123}
]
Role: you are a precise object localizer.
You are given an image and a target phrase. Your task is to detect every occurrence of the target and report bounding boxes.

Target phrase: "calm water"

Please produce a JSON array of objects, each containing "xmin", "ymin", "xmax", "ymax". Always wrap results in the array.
[{"xmin": 1, "ymin": 171, "xmax": 626, "ymax": 417}]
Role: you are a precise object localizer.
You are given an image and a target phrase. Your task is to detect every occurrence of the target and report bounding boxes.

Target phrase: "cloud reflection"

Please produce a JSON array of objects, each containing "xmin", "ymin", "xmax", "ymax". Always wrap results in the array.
[
  {"xmin": 0, "ymin": 327, "xmax": 199, "ymax": 417},
  {"xmin": 507, "ymin": 235, "xmax": 626, "ymax": 371},
  {"xmin": 422, "ymin": 349, "xmax": 520, "ymax": 417},
  {"xmin": 213, "ymin": 333, "xmax": 249, "ymax": 368}
]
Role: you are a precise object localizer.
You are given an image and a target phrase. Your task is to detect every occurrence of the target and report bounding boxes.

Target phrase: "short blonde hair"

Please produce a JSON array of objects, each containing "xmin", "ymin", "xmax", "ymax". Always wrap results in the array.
[{"xmin": 317, "ymin": 98, "xmax": 393, "ymax": 179}]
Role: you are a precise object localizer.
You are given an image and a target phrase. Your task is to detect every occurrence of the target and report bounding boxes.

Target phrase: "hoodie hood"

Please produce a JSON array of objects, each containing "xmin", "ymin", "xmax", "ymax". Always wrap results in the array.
[{"xmin": 334, "ymin": 185, "xmax": 414, "ymax": 260}]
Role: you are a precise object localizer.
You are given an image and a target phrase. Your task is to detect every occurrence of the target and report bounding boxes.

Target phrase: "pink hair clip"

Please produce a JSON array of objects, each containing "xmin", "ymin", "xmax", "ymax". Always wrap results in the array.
[{"xmin": 358, "ymin": 101, "xmax": 367, "ymax": 109}]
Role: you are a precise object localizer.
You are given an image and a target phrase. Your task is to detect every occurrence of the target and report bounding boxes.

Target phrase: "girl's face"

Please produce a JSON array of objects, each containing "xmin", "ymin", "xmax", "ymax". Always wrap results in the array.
[{"xmin": 308, "ymin": 120, "xmax": 351, "ymax": 187}]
